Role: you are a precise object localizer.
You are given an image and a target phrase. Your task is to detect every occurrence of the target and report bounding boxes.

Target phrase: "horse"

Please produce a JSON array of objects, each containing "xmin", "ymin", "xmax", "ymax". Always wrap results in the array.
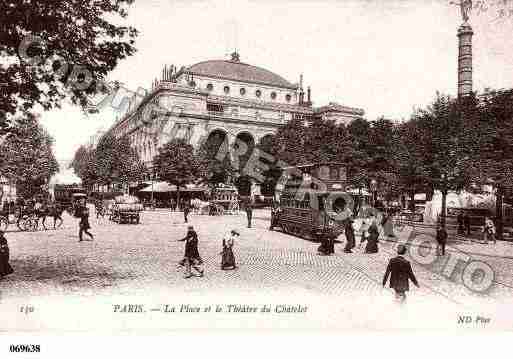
[
  {"xmin": 34, "ymin": 203, "xmax": 64, "ymax": 230},
  {"xmin": 95, "ymin": 201, "xmax": 106, "ymax": 219}
]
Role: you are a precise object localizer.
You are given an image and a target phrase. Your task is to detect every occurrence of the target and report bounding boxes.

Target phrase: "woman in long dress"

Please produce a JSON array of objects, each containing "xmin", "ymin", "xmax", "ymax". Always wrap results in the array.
[
  {"xmin": 221, "ymin": 229, "xmax": 239, "ymax": 270},
  {"xmin": 78, "ymin": 203, "xmax": 94, "ymax": 242},
  {"xmin": 0, "ymin": 231, "xmax": 14, "ymax": 279},
  {"xmin": 362, "ymin": 221, "xmax": 380, "ymax": 253},
  {"xmin": 483, "ymin": 217, "xmax": 496, "ymax": 244},
  {"xmin": 343, "ymin": 218, "xmax": 356, "ymax": 253}
]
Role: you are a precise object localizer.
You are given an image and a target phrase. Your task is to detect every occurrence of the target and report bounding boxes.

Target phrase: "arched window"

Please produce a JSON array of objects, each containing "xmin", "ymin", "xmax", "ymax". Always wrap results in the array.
[
  {"xmin": 224, "ymin": 86, "xmax": 230, "ymax": 94},
  {"xmin": 207, "ymin": 83, "xmax": 213, "ymax": 91},
  {"xmin": 270, "ymin": 92, "xmax": 277, "ymax": 100},
  {"xmin": 255, "ymin": 89, "xmax": 261, "ymax": 98}
]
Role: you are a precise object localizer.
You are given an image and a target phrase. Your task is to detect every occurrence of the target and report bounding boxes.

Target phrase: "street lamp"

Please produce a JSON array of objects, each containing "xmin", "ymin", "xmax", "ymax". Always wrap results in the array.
[
  {"xmin": 150, "ymin": 170, "xmax": 156, "ymax": 210},
  {"xmin": 370, "ymin": 179, "xmax": 378, "ymax": 207}
]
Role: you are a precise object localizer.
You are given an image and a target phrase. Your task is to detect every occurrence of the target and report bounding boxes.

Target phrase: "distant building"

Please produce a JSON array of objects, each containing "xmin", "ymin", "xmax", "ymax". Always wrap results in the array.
[
  {"xmin": 105, "ymin": 52, "xmax": 365, "ymax": 168},
  {"xmin": 87, "ymin": 128, "xmax": 107, "ymax": 149}
]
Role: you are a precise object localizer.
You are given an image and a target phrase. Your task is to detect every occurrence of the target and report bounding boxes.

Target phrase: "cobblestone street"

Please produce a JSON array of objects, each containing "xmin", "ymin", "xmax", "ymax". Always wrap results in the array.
[{"xmin": 2, "ymin": 208, "xmax": 513, "ymax": 330}]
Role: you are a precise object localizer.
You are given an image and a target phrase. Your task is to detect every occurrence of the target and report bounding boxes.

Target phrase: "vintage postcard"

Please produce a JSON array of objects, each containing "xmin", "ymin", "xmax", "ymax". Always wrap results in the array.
[{"xmin": 2, "ymin": 0, "xmax": 513, "ymax": 341}]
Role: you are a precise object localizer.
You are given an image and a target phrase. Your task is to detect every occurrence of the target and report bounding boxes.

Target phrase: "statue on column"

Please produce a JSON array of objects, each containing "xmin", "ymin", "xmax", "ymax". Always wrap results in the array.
[{"xmin": 451, "ymin": 0, "xmax": 472, "ymax": 23}]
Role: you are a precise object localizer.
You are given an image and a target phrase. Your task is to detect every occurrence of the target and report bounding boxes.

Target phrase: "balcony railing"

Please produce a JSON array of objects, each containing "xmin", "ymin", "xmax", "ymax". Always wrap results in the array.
[{"xmin": 206, "ymin": 110, "xmax": 284, "ymax": 124}]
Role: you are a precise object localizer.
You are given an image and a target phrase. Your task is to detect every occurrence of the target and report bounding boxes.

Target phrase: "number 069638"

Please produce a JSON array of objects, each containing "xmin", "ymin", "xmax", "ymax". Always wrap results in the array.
[{"xmin": 9, "ymin": 344, "xmax": 41, "ymax": 353}]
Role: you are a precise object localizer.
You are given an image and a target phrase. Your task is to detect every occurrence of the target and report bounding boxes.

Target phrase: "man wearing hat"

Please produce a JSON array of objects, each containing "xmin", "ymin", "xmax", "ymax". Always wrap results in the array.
[
  {"xmin": 221, "ymin": 229, "xmax": 239, "ymax": 270},
  {"xmin": 178, "ymin": 225, "xmax": 204, "ymax": 278},
  {"xmin": 382, "ymin": 244, "xmax": 419, "ymax": 302},
  {"xmin": 245, "ymin": 201, "xmax": 253, "ymax": 228},
  {"xmin": 0, "ymin": 230, "xmax": 14, "ymax": 280}
]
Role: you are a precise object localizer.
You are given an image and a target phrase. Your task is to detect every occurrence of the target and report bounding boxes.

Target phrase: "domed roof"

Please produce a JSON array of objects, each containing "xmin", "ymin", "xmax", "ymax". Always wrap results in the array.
[{"xmin": 188, "ymin": 53, "xmax": 297, "ymax": 90}]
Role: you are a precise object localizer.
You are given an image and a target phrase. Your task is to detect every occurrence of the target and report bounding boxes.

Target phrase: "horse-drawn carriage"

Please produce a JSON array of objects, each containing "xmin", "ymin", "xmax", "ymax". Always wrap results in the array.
[
  {"xmin": 191, "ymin": 186, "xmax": 240, "ymax": 216},
  {"xmin": 0, "ymin": 208, "xmax": 38, "ymax": 232},
  {"xmin": 110, "ymin": 195, "xmax": 143, "ymax": 224}
]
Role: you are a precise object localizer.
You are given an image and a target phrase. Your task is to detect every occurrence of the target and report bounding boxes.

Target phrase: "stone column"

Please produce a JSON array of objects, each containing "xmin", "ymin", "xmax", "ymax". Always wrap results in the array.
[{"xmin": 457, "ymin": 23, "xmax": 473, "ymax": 97}]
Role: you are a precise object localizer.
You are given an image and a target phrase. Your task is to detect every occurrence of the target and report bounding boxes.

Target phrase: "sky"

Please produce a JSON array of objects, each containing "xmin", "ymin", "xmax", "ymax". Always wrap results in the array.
[{"xmin": 38, "ymin": 0, "xmax": 513, "ymax": 167}]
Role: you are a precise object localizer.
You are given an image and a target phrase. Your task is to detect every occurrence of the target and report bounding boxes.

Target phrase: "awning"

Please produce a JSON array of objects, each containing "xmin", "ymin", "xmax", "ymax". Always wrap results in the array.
[{"xmin": 139, "ymin": 182, "xmax": 207, "ymax": 193}]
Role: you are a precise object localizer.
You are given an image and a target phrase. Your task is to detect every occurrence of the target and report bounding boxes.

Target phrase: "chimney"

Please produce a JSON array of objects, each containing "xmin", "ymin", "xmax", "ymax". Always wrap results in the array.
[
  {"xmin": 307, "ymin": 86, "xmax": 311, "ymax": 104},
  {"xmin": 299, "ymin": 90, "xmax": 304, "ymax": 105}
]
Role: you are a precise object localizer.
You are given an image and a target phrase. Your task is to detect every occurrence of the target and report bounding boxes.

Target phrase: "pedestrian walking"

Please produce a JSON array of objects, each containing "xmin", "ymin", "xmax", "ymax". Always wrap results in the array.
[
  {"xmin": 457, "ymin": 211, "xmax": 465, "ymax": 235},
  {"xmin": 483, "ymin": 217, "xmax": 496, "ymax": 244},
  {"xmin": 178, "ymin": 225, "xmax": 204, "ymax": 278},
  {"xmin": 183, "ymin": 202, "xmax": 191, "ymax": 223},
  {"xmin": 361, "ymin": 220, "xmax": 379, "ymax": 253},
  {"xmin": 0, "ymin": 231, "xmax": 14, "ymax": 280},
  {"xmin": 463, "ymin": 213, "xmax": 471, "ymax": 236},
  {"xmin": 221, "ymin": 229, "xmax": 239, "ymax": 270},
  {"xmin": 381, "ymin": 209, "xmax": 395, "ymax": 238},
  {"xmin": 245, "ymin": 201, "xmax": 253, "ymax": 228},
  {"xmin": 359, "ymin": 217, "xmax": 369, "ymax": 246},
  {"xmin": 269, "ymin": 200, "xmax": 281, "ymax": 230},
  {"xmin": 382, "ymin": 244, "xmax": 419, "ymax": 303},
  {"xmin": 436, "ymin": 224, "xmax": 447, "ymax": 256},
  {"xmin": 78, "ymin": 202, "xmax": 94, "ymax": 242},
  {"xmin": 343, "ymin": 218, "xmax": 356, "ymax": 253},
  {"xmin": 318, "ymin": 233, "xmax": 335, "ymax": 255}
]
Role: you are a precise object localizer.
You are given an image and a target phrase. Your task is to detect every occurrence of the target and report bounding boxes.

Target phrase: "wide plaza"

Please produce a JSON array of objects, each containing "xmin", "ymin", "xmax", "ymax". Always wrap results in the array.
[{"xmin": 2, "ymin": 207, "xmax": 513, "ymax": 330}]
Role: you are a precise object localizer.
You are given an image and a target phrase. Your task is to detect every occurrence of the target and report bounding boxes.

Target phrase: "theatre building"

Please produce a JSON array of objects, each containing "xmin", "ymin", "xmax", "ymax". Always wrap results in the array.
[{"xmin": 106, "ymin": 52, "xmax": 365, "ymax": 195}]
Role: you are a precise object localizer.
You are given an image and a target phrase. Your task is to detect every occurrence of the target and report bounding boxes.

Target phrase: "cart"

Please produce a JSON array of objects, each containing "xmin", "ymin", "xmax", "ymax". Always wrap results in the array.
[
  {"xmin": 0, "ymin": 210, "xmax": 38, "ymax": 232},
  {"xmin": 111, "ymin": 195, "xmax": 143, "ymax": 224}
]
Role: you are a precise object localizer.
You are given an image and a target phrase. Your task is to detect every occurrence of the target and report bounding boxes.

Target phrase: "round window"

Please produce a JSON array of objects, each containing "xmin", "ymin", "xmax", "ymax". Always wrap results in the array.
[
  {"xmin": 224, "ymin": 86, "xmax": 230, "ymax": 94},
  {"xmin": 285, "ymin": 94, "xmax": 291, "ymax": 102},
  {"xmin": 206, "ymin": 83, "xmax": 213, "ymax": 91},
  {"xmin": 271, "ymin": 92, "xmax": 277, "ymax": 100},
  {"xmin": 255, "ymin": 89, "xmax": 261, "ymax": 98},
  {"xmin": 240, "ymin": 88, "xmax": 246, "ymax": 95},
  {"xmin": 189, "ymin": 81, "xmax": 196, "ymax": 88}
]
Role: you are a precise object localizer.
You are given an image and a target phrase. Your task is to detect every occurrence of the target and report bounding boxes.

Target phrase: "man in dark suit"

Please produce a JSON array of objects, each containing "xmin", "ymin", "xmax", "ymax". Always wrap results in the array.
[
  {"xmin": 177, "ymin": 225, "xmax": 203, "ymax": 278},
  {"xmin": 245, "ymin": 201, "xmax": 253, "ymax": 228},
  {"xmin": 436, "ymin": 224, "xmax": 448, "ymax": 256},
  {"xmin": 183, "ymin": 202, "xmax": 190, "ymax": 223},
  {"xmin": 383, "ymin": 244, "xmax": 419, "ymax": 302}
]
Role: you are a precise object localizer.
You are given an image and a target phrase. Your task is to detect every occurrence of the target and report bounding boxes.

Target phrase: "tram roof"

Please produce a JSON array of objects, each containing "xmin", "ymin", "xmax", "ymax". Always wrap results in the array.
[{"xmin": 280, "ymin": 162, "xmax": 347, "ymax": 171}]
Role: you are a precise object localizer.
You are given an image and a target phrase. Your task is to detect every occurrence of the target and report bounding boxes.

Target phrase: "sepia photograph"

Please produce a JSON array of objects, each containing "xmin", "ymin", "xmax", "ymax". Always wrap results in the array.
[{"xmin": 2, "ymin": 0, "xmax": 513, "ymax": 347}]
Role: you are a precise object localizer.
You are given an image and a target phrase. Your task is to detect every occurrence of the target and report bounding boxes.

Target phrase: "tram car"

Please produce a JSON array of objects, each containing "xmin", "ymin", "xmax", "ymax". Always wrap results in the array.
[
  {"xmin": 270, "ymin": 162, "xmax": 353, "ymax": 241},
  {"xmin": 54, "ymin": 184, "xmax": 86, "ymax": 210}
]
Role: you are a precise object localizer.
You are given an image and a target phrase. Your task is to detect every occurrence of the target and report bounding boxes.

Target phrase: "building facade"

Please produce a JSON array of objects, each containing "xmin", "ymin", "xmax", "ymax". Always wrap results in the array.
[{"xmin": 107, "ymin": 52, "xmax": 365, "ymax": 169}]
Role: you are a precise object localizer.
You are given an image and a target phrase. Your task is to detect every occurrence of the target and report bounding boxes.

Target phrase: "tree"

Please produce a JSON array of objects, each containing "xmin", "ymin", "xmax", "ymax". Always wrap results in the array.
[
  {"xmin": 366, "ymin": 117, "xmax": 401, "ymax": 205},
  {"xmin": 196, "ymin": 132, "xmax": 234, "ymax": 188},
  {"xmin": 269, "ymin": 118, "xmax": 309, "ymax": 166},
  {"xmin": 474, "ymin": 89, "xmax": 513, "ymax": 240},
  {"xmin": 0, "ymin": 0, "xmax": 138, "ymax": 126},
  {"xmin": 95, "ymin": 134, "xmax": 118, "ymax": 189},
  {"xmin": 413, "ymin": 93, "xmax": 478, "ymax": 227},
  {"xmin": 394, "ymin": 119, "xmax": 430, "ymax": 210},
  {"xmin": 115, "ymin": 136, "xmax": 147, "ymax": 189},
  {"xmin": 70, "ymin": 145, "xmax": 99, "ymax": 191},
  {"xmin": 346, "ymin": 118, "xmax": 372, "ymax": 192},
  {"xmin": 90, "ymin": 134, "xmax": 145, "ymax": 191},
  {"xmin": 153, "ymin": 138, "xmax": 203, "ymax": 209},
  {"xmin": 0, "ymin": 113, "xmax": 59, "ymax": 199},
  {"xmin": 256, "ymin": 135, "xmax": 281, "ymax": 197}
]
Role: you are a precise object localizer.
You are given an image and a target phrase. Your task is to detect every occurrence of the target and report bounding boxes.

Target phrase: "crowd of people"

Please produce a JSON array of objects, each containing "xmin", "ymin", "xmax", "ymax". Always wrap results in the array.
[{"xmin": 0, "ymin": 195, "xmax": 502, "ymax": 306}]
